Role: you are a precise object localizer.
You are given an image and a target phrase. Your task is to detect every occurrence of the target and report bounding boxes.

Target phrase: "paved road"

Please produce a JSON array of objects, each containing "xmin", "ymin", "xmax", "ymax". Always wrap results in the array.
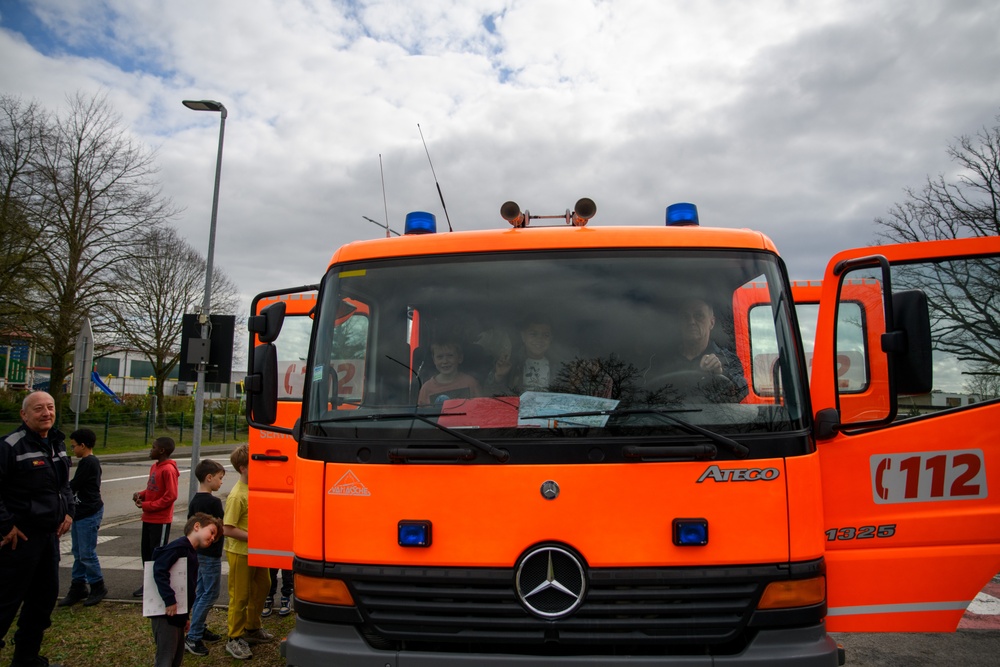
[
  {"xmin": 832, "ymin": 629, "xmax": 1000, "ymax": 666},
  {"xmin": 63, "ymin": 447, "xmax": 242, "ymax": 599}
]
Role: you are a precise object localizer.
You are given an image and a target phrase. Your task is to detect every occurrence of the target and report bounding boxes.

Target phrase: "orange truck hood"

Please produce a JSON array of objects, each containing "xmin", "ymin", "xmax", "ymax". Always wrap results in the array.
[{"xmin": 320, "ymin": 460, "xmax": 793, "ymax": 568}]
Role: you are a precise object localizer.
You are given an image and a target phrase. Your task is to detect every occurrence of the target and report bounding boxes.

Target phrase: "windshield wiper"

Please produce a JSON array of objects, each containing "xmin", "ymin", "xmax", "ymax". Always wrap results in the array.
[
  {"xmin": 312, "ymin": 411, "xmax": 510, "ymax": 462},
  {"xmin": 523, "ymin": 407, "xmax": 750, "ymax": 459}
]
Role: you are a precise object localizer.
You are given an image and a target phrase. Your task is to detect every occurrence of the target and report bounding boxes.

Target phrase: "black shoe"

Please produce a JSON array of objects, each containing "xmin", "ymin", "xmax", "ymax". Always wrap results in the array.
[
  {"xmin": 132, "ymin": 585, "xmax": 144, "ymax": 598},
  {"xmin": 184, "ymin": 638, "xmax": 209, "ymax": 656},
  {"xmin": 58, "ymin": 580, "xmax": 88, "ymax": 607},
  {"xmin": 201, "ymin": 629, "xmax": 223, "ymax": 643},
  {"xmin": 83, "ymin": 579, "xmax": 107, "ymax": 607}
]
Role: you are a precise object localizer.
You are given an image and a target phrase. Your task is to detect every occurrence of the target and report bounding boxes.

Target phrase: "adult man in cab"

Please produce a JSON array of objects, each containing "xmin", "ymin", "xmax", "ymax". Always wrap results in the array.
[
  {"xmin": 0, "ymin": 391, "xmax": 75, "ymax": 667},
  {"xmin": 674, "ymin": 297, "xmax": 749, "ymax": 402}
]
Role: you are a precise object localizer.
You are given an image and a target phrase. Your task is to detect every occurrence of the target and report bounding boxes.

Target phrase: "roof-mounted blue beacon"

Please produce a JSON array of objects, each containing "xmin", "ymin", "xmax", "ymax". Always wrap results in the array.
[
  {"xmin": 666, "ymin": 202, "xmax": 699, "ymax": 227},
  {"xmin": 404, "ymin": 211, "xmax": 437, "ymax": 235}
]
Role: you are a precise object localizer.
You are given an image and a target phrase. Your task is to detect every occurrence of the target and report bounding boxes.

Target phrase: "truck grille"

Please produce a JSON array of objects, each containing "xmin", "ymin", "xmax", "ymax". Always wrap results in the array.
[{"xmin": 335, "ymin": 561, "xmax": 770, "ymax": 649}]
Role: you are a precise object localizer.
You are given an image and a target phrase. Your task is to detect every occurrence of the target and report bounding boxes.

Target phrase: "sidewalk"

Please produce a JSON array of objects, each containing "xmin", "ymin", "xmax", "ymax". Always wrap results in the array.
[{"xmin": 99, "ymin": 441, "xmax": 243, "ymax": 464}]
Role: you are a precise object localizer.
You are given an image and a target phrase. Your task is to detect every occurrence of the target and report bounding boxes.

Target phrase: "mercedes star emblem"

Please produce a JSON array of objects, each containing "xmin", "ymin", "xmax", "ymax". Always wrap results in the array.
[{"xmin": 515, "ymin": 545, "xmax": 586, "ymax": 618}]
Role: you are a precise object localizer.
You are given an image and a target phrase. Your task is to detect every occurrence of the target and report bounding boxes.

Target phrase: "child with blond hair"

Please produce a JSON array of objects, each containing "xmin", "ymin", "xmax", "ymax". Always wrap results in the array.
[{"xmin": 223, "ymin": 444, "xmax": 272, "ymax": 660}]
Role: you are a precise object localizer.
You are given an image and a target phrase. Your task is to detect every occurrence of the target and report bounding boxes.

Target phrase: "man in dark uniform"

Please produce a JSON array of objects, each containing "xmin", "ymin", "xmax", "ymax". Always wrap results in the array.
[
  {"xmin": 0, "ymin": 391, "xmax": 74, "ymax": 667},
  {"xmin": 672, "ymin": 298, "xmax": 749, "ymax": 402}
]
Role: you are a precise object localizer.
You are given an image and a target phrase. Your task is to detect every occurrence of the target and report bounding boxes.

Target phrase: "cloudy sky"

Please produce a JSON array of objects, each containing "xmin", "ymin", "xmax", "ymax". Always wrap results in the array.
[{"xmin": 1, "ymin": 0, "xmax": 998, "ymax": 308}]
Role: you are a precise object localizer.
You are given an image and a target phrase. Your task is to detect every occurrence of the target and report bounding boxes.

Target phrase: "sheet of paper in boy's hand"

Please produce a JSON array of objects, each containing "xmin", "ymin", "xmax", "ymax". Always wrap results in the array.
[{"xmin": 142, "ymin": 559, "xmax": 188, "ymax": 617}]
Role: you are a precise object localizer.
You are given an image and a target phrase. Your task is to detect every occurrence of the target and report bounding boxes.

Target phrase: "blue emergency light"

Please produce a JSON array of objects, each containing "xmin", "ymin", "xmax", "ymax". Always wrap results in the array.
[
  {"xmin": 398, "ymin": 520, "xmax": 432, "ymax": 547},
  {"xmin": 672, "ymin": 518, "xmax": 709, "ymax": 546},
  {"xmin": 404, "ymin": 211, "xmax": 437, "ymax": 235},
  {"xmin": 666, "ymin": 203, "xmax": 699, "ymax": 227}
]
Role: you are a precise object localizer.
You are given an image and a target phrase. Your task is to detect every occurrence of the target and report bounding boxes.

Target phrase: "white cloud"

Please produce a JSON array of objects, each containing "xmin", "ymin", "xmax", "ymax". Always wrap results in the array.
[{"xmin": 1, "ymin": 0, "xmax": 998, "ymax": 309}]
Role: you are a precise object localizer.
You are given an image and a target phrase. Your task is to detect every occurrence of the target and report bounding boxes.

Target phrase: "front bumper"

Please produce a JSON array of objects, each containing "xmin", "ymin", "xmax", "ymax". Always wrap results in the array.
[{"xmin": 282, "ymin": 619, "xmax": 843, "ymax": 667}]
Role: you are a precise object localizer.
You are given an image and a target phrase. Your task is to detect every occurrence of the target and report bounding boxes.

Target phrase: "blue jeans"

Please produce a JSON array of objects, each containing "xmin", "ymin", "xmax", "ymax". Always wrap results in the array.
[
  {"xmin": 187, "ymin": 553, "xmax": 221, "ymax": 641},
  {"xmin": 70, "ymin": 507, "xmax": 104, "ymax": 584}
]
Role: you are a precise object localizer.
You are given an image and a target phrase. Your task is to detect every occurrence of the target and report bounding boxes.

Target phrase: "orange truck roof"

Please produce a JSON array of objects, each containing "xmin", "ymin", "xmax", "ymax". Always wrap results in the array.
[{"xmin": 328, "ymin": 225, "xmax": 779, "ymax": 266}]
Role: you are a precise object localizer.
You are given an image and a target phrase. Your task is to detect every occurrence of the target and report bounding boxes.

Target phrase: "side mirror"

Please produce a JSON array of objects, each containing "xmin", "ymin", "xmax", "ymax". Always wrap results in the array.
[
  {"xmin": 885, "ymin": 289, "xmax": 932, "ymax": 395},
  {"xmin": 247, "ymin": 302, "xmax": 287, "ymax": 344},
  {"xmin": 246, "ymin": 343, "xmax": 278, "ymax": 425}
]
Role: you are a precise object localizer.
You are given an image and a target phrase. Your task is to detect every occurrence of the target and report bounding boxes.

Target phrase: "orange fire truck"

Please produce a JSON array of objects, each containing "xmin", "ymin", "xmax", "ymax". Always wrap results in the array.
[{"xmin": 246, "ymin": 201, "xmax": 1000, "ymax": 666}]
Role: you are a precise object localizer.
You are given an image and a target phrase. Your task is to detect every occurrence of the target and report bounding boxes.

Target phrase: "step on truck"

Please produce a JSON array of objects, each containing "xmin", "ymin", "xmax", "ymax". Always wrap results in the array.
[{"xmin": 245, "ymin": 201, "xmax": 1000, "ymax": 666}]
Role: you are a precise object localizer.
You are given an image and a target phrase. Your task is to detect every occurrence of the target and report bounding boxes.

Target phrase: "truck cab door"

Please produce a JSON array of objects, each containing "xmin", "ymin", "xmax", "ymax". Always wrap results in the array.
[
  {"xmin": 248, "ymin": 291, "xmax": 316, "ymax": 569},
  {"xmin": 811, "ymin": 237, "xmax": 1000, "ymax": 631}
]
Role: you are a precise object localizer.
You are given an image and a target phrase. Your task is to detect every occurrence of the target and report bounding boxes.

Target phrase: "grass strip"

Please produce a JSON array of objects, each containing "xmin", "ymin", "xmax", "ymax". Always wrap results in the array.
[{"xmin": 6, "ymin": 602, "xmax": 295, "ymax": 667}]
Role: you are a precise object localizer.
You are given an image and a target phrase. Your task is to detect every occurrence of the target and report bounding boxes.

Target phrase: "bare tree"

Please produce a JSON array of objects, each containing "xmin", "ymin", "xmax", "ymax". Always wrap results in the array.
[
  {"xmin": 875, "ymin": 113, "xmax": 1000, "ymax": 372},
  {"xmin": 963, "ymin": 361, "xmax": 1000, "ymax": 400},
  {"xmin": 0, "ymin": 95, "xmax": 43, "ymax": 332},
  {"xmin": 108, "ymin": 226, "xmax": 238, "ymax": 412},
  {"xmin": 876, "ymin": 115, "xmax": 1000, "ymax": 243},
  {"xmin": 21, "ymin": 91, "xmax": 176, "ymax": 414}
]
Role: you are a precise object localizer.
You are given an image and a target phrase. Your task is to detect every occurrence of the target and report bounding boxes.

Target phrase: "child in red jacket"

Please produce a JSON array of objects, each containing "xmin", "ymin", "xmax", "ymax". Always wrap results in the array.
[{"xmin": 131, "ymin": 436, "xmax": 179, "ymax": 597}]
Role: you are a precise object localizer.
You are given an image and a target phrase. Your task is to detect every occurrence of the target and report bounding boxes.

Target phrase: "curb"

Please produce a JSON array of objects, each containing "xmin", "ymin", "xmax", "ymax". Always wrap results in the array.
[
  {"xmin": 99, "ymin": 504, "xmax": 193, "ymax": 529},
  {"xmin": 100, "ymin": 442, "xmax": 243, "ymax": 464}
]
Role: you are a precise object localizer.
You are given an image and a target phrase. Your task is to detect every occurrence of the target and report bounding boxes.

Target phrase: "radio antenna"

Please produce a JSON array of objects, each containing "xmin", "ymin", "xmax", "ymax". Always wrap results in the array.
[
  {"xmin": 363, "ymin": 215, "xmax": 399, "ymax": 236},
  {"xmin": 379, "ymin": 153, "xmax": 391, "ymax": 238},
  {"xmin": 417, "ymin": 123, "xmax": 453, "ymax": 232}
]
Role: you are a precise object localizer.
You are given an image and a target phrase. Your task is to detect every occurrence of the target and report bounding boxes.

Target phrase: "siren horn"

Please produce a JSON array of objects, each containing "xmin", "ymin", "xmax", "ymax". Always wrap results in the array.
[
  {"xmin": 501, "ymin": 201, "xmax": 527, "ymax": 228},
  {"xmin": 571, "ymin": 198, "xmax": 596, "ymax": 226}
]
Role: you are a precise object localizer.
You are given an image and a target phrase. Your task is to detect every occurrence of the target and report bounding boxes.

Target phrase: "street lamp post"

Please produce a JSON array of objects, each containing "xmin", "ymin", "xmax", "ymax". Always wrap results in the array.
[{"xmin": 182, "ymin": 99, "xmax": 227, "ymax": 502}]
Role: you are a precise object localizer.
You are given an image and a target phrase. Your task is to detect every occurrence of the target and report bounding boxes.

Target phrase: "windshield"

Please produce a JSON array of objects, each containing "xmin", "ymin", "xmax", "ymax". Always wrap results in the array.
[{"xmin": 303, "ymin": 249, "xmax": 808, "ymax": 460}]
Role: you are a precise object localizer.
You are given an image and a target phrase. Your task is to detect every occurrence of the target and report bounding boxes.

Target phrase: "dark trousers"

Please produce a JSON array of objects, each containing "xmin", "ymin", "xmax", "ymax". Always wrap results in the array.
[
  {"xmin": 150, "ymin": 616, "xmax": 185, "ymax": 667},
  {"xmin": 268, "ymin": 568, "xmax": 294, "ymax": 598},
  {"xmin": 140, "ymin": 521, "xmax": 171, "ymax": 562},
  {"xmin": 0, "ymin": 532, "xmax": 59, "ymax": 662}
]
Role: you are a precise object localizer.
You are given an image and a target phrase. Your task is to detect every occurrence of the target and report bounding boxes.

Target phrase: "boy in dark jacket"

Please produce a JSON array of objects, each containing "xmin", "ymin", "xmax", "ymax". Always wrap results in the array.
[
  {"xmin": 150, "ymin": 512, "xmax": 222, "ymax": 667},
  {"xmin": 59, "ymin": 427, "xmax": 106, "ymax": 607}
]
